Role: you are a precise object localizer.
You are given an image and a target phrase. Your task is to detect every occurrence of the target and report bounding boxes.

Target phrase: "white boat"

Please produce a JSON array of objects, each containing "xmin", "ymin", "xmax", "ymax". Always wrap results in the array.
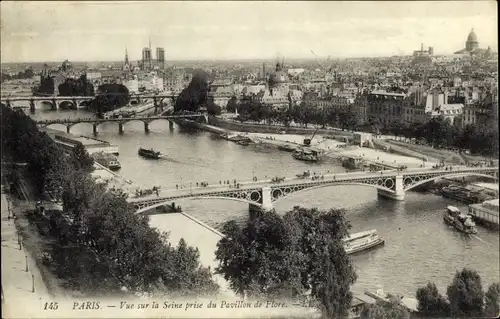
[
  {"xmin": 443, "ymin": 205, "xmax": 477, "ymax": 234},
  {"xmin": 344, "ymin": 229, "xmax": 385, "ymax": 254}
]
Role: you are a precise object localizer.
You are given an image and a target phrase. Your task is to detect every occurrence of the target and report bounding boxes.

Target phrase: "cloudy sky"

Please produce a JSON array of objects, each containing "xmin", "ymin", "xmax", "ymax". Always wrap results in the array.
[{"xmin": 1, "ymin": 1, "xmax": 497, "ymax": 62}]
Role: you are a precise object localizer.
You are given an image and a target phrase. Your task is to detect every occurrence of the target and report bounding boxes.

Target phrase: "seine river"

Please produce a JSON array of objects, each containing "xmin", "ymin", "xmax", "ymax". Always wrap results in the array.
[{"xmin": 30, "ymin": 108, "xmax": 499, "ymax": 297}]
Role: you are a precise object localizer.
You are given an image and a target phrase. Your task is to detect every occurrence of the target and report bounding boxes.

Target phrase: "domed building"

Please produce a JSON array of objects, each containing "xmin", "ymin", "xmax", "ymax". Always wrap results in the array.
[
  {"xmin": 454, "ymin": 28, "xmax": 492, "ymax": 58},
  {"xmin": 267, "ymin": 61, "xmax": 290, "ymax": 95}
]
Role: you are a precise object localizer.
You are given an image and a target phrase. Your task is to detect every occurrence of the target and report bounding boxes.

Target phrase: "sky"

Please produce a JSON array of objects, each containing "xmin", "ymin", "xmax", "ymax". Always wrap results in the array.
[{"xmin": 1, "ymin": 1, "xmax": 498, "ymax": 63}]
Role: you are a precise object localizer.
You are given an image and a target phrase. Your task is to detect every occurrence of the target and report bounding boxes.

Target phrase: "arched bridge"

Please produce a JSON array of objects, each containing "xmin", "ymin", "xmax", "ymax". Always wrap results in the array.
[
  {"xmin": 0, "ymin": 93, "xmax": 179, "ymax": 112},
  {"xmin": 35, "ymin": 113, "xmax": 207, "ymax": 134},
  {"xmin": 127, "ymin": 166, "xmax": 498, "ymax": 213}
]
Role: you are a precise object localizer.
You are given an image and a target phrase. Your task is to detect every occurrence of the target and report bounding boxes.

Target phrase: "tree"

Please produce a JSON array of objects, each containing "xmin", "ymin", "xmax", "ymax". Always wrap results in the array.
[
  {"xmin": 70, "ymin": 142, "xmax": 94, "ymax": 172},
  {"xmin": 484, "ymin": 282, "xmax": 500, "ymax": 317},
  {"xmin": 89, "ymin": 84, "xmax": 130, "ymax": 114},
  {"xmin": 226, "ymin": 96, "xmax": 238, "ymax": 113},
  {"xmin": 360, "ymin": 300, "xmax": 410, "ymax": 319},
  {"xmin": 215, "ymin": 207, "xmax": 357, "ymax": 318},
  {"xmin": 175, "ymin": 70, "xmax": 210, "ymax": 113},
  {"xmin": 416, "ymin": 282, "xmax": 449, "ymax": 317},
  {"xmin": 446, "ymin": 268, "xmax": 484, "ymax": 317}
]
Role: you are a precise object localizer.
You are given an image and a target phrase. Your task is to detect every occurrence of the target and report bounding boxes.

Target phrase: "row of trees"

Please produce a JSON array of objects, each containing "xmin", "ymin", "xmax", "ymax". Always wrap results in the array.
[
  {"xmin": 227, "ymin": 97, "xmax": 359, "ymax": 131},
  {"xmin": 390, "ymin": 117, "xmax": 498, "ymax": 157},
  {"xmin": 214, "ymin": 207, "xmax": 357, "ymax": 318},
  {"xmin": 416, "ymin": 268, "xmax": 499, "ymax": 318},
  {"xmin": 1, "ymin": 105, "xmax": 218, "ymax": 296}
]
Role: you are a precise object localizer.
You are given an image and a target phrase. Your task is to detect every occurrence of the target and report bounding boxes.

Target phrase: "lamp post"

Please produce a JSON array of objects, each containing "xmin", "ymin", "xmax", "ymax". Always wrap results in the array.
[{"xmin": 180, "ymin": 177, "xmax": 183, "ymax": 189}]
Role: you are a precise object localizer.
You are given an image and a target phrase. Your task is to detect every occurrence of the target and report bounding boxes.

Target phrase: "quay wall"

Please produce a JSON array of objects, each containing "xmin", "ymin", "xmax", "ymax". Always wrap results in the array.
[
  {"xmin": 372, "ymin": 139, "xmax": 428, "ymax": 162},
  {"xmin": 208, "ymin": 116, "xmax": 354, "ymax": 137}
]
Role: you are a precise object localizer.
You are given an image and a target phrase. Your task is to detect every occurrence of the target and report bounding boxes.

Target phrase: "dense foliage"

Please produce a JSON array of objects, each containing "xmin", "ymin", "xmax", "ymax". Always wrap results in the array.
[
  {"xmin": 175, "ymin": 70, "xmax": 210, "ymax": 113},
  {"xmin": 416, "ymin": 268, "xmax": 499, "ymax": 318},
  {"xmin": 1, "ymin": 105, "xmax": 218, "ymax": 296},
  {"xmin": 360, "ymin": 300, "xmax": 410, "ymax": 319},
  {"xmin": 58, "ymin": 74, "xmax": 95, "ymax": 96},
  {"xmin": 89, "ymin": 83, "xmax": 130, "ymax": 114},
  {"xmin": 215, "ymin": 206, "xmax": 357, "ymax": 318}
]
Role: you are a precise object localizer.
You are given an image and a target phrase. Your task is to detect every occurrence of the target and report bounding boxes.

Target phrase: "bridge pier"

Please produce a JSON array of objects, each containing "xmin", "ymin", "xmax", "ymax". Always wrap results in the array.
[
  {"xmin": 93, "ymin": 124, "xmax": 99, "ymax": 135},
  {"xmin": 66, "ymin": 125, "xmax": 71, "ymax": 134},
  {"xmin": 52, "ymin": 99, "xmax": 57, "ymax": 110},
  {"xmin": 6, "ymin": 100, "xmax": 11, "ymax": 108},
  {"xmin": 144, "ymin": 122, "xmax": 150, "ymax": 133},
  {"xmin": 377, "ymin": 175, "xmax": 405, "ymax": 201},
  {"xmin": 29, "ymin": 100, "xmax": 35, "ymax": 113},
  {"xmin": 168, "ymin": 120, "xmax": 174, "ymax": 130},
  {"xmin": 118, "ymin": 123, "xmax": 124, "ymax": 134}
]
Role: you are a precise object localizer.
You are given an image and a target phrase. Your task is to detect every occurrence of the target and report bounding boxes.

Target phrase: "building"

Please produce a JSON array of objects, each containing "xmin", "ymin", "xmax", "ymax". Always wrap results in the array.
[
  {"xmin": 412, "ymin": 43, "xmax": 433, "ymax": 65},
  {"xmin": 366, "ymin": 90, "xmax": 407, "ymax": 126},
  {"xmin": 454, "ymin": 29, "xmax": 493, "ymax": 59},
  {"xmin": 138, "ymin": 39, "xmax": 166, "ymax": 72}
]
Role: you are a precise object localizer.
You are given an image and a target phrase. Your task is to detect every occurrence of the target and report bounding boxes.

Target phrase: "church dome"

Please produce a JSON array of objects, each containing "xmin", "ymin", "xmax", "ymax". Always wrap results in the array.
[
  {"xmin": 268, "ymin": 62, "xmax": 289, "ymax": 87},
  {"xmin": 467, "ymin": 29, "xmax": 478, "ymax": 43}
]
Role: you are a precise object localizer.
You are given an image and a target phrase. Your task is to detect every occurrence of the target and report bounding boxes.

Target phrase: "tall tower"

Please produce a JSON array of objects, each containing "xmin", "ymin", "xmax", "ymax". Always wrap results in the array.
[
  {"xmin": 156, "ymin": 47, "xmax": 165, "ymax": 69},
  {"xmin": 149, "ymin": 37, "xmax": 152, "ymax": 71},
  {"xmin": 125, "ymin": 47, "xmax": 129, "ymax": 65}
]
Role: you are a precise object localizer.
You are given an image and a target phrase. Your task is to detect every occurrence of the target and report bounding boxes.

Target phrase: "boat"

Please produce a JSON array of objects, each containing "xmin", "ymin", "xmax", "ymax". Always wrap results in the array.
[
  {"xmin": 278, "ymin": 144, "xmax": 297, "ymax": 152},
  {"xmin": 91, "ymin": 152, "xmax": 121, "ymax": 170},
  {"xmin": 443, "ymin": 205, "xmax": 478, "ymax": 234},
  {"xmin": 237, "ymin": 140, "xmax": 252, "ymax": 146},
  {"xmin": 138, "ymin": 148, "xmax": 163, "ymax": 159},
  {"xmin": 292, "ymin": 148, "xmax": 321, "ymax": 162},
  {"xmin": 343, "ymin": 230, "xmax": 385, "ymax": 254}
]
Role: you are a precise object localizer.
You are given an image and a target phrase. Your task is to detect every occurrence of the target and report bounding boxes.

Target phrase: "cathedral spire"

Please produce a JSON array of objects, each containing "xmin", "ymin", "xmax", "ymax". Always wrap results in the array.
[{"xmin": 125, "ymin": 47, "xmax": 129, "ymax": 65}]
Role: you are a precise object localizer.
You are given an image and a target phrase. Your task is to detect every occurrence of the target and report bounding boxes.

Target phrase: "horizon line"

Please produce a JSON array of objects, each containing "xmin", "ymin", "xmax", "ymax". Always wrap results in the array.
[{"xmin": 0, "ymin": 53, "xmax": 470, "ymax": 65}]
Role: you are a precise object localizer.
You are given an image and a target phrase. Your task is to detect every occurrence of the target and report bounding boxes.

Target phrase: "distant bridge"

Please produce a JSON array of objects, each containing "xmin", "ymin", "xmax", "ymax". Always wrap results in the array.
[
  {"xmin": 35, "ymin": 113, "xmax": 207, "ymax": 134},
  {"xmin": 126, "ymin": 166, "xmax": 499, "ymax": 213},
  {"xmin": 0, "ymin": 93, "xmax": 179, "ymax": 112}
]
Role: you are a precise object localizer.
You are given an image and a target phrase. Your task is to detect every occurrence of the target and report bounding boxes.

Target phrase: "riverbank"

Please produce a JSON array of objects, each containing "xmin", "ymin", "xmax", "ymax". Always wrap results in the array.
[{"xmin": 208, "ymin": 115, "xmax": 354, "ymax": 137}]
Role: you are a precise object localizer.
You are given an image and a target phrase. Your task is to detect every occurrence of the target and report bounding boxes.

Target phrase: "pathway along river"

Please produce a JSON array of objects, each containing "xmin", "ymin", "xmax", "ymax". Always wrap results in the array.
[{"xmin": 31, "ymin": 108, "xmax": 499, "ymax": 297}]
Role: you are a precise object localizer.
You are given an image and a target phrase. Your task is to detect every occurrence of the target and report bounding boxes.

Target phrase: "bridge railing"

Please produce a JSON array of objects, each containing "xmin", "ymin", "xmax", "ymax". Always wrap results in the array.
[{"xmin": 127, "ymin": 165, "xmax": 499, "ymax": 201}]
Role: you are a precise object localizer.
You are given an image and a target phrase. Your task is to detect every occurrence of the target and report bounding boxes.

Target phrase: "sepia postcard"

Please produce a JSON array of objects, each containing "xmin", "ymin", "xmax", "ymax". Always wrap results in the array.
[{"xmin": 1, "ymin": 1, "xmax": 499, "ymax": 318}]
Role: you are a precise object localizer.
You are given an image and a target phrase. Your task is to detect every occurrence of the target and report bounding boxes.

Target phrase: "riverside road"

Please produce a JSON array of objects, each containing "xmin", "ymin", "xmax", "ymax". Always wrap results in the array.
[{"xmin": 29, "ymin": 108, "xmax": 500, "ymax": 298}]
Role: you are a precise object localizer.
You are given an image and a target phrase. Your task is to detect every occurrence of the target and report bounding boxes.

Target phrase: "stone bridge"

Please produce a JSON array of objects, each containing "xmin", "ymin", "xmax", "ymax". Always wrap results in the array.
[
  {"xmin": 35, "ymin": 113, "xmax": 207, "ymax": 134},
  {"xmin": 0, "ymin": 93, "xmax": 179, "ymax": 112},
  {"xmin": 127, "ymin": 166, "xmax": 498, "ymax": 213}
]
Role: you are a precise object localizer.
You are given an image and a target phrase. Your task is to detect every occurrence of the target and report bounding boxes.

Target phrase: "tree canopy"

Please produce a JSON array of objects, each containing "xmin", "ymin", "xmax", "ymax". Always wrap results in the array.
[
  {"xmin": 89, "ymin": 84, "xmax": 130, "ymax": 114},
  {"xmin": 415, "ymin": 268, "xmax": 498, "ymax": 318},
  {"xmin": 215, "ymin": 206, "xmax": 356, "ymax": 318},
  {"xmin": 175, "ymin": 70, "xmax": 210, "ymax": 113},
  {"xmin": 360, "ymin": 300, "xmax": 410, "ymax": 319},
  {"xmin": 1, "ymin": 104, "xmax": 219, "ymax": 297}
]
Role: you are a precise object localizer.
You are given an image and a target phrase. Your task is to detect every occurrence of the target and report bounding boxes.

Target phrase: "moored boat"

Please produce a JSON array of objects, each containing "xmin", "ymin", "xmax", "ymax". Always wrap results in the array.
[
  {"xmin": 91, "ymin": 152, "xmax": 121, "ymax": 170},
  {"xmin": 443, "ymin": 205, "xmax": 477, "ymax": 234},
  {"xmin": 237, "ymin": 139, "xmax": 252, "ymax": 146},
  {"xmin": 138, "ymin": 147, "xmax": 163, "ymax": 159},
  {"xmin": 292, "ymin": 148, "xmax": 321, "ymax": 162},
  {"xmin": 344, "ymin": 229, "xmax": 385, "ymax": 254}
]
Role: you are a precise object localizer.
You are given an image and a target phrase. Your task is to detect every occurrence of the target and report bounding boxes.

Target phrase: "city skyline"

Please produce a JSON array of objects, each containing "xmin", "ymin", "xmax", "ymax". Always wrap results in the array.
[{"xmin": 1, "ymin": 1, "xmax": 498, "ymax": 63}]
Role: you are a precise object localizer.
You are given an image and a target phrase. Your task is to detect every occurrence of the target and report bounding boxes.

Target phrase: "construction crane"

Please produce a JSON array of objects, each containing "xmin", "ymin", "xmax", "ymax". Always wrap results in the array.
[
  {"xmin": 303, "ymin": 127, "xmax": 320, "ymax": 146},
  {"xmin": 310, "ymin": 50, "xmax": 331, "ymax": 71}
]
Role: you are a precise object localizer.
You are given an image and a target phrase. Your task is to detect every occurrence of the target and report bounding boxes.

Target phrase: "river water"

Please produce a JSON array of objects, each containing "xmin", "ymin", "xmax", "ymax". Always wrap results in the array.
[{"xmin": 30, "ymin": 108, "xmax": 500, "ymax": 297}]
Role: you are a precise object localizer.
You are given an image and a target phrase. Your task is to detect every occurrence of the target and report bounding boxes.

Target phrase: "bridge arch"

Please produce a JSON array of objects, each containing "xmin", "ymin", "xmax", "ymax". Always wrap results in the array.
[
  {"xmin": 403, "ymin": 172, "xmax": 498, "ymax": 191},
  {"xmin": 58, "ymin": 100, "xmax": 77, "ymax": 110},
  {"xmin": 36, "ymin": 100, "xmax": 56, "ymax": 110},
  {"xmin": 134, "ymin": 196, "xmax": 261, "ymax": 214},
  {"xmin": 271, "ymin": 181, "xmax": 395, "ymax": 204}
]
